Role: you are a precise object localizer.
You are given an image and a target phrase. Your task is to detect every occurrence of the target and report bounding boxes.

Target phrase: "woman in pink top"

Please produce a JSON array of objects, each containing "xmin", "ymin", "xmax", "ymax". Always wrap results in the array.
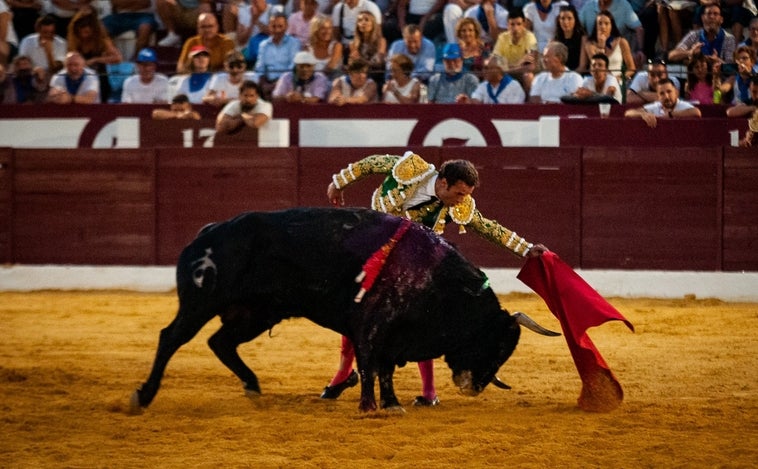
[{"xmin": 684, "ymin": 53, "xmax": 714, "ymax": 105}]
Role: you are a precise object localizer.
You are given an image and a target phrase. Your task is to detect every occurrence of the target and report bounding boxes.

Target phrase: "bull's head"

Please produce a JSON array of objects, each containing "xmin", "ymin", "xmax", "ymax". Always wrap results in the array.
[{"xmin": 449, "ymin": 311, "xmax": 560, "ymax": 396}]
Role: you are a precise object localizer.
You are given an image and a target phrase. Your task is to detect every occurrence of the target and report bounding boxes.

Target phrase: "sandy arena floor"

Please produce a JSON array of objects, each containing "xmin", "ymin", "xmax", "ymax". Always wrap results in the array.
[{"xmin": 1, "ymin": 290, "xmax": 756, "ymax": 468}]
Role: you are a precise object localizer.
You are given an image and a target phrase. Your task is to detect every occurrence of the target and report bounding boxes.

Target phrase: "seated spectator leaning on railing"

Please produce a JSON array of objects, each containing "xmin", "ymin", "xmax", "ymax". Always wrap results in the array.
[
  {"xmin": 47, "ymin": 50, "xmax": 99, "ymax": 103},
  {"xmin": 624, "ymin": 77, "xmax": 702, "ymax": 127},
  {"xmin": 459, "ymin": 54, "xmax": 526, "ymax": 103},
  {"xmin": 151, "ymin": 93, "xmax": 201, "ymax": 119},
  {"xmin": 121, "ymin": 47, "xmax": 169, "ymax": 103},
  {"xmin": 215, "ymin": 79, "xmax": 272, "ymax": 134}
]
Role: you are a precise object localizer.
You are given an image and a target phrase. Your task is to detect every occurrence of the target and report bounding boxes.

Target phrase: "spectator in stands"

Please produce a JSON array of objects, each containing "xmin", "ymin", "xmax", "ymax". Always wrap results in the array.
[
  {"xmin": 288, "ymin": 0, "xmax": 320, "ymax": 45},
  {"xmin": 203, "ymin": 49, "xmax": 257, "ymax": 106},
  {"xmin": 427, "ymin": 42, "xmax": 479, "ymax": 103},
  {"xmin": 172, "ymin": 44, "xmax": 213, "ymax": 103},
  {"xmin": 382, "ymin": 52, "xmax": 422, "ymax": 102},
  {"xmin": 582, "ymin": 10, "xmax": 635, "ymax": 80},
  {"xmin": 460, "ymin": 0, "xmax": 509, "ymax": 46},
  {"xmin": 528, "ymin": 40, "xmax": 582, "ymax": 102},
  {"xmin": 122, "ymin": 47, "xmax": 169, "ymax": 103},
  {"xmin": 7, "ymin": 0, "xmax": 42, "ymax": 42},
  {"xmin": 554, "ymin": 4, "xmax": 588, "ymax": 71},
  {"xmin": 254, "ymin": 11, "xmax": 301, "ymax": 99},
  {"xmin": 624, "ymin": 77, "xmax": 702, "ymax": 126},
  {"xmin": 456, "ymin": 16, "xmax": 490, "ymax": 74},
  {"xmin": 216, "ymin": 79, "xmax": 272, "ymax": 134},
  {"xmin": 307, "ymin": 14, "xmax": 344, "ymax": 79},
  {"xmin": 101, "ymin": 0, "xmax": 159, "ymax": 60},
  {"xmin": 151, "ymin": 93, "xmax": 201, "ymax": 119},
  {"xmin": 176, "ymin": 12, "xmax": 235, "ymax": 74},
  {"xmin": 737, "ymin": 108, "xmax": 757, "ymax": 147},
  {"xmin": 395, "ymin": 0, "xmax": 445, "ymax": 43},
  {"xmin": 348, "ymin": 9, "xmax": 387, "ymax": 71},
  {"xmin": 47, "ymin": 0, "xmax": 92, "ymax": 38},
  {"xmin": 656, "ymin": 0, "xmax": 695, "ymax": 53},
  {"xmin": 66, "ymin": 9, "xmax": 122, "ymax": 103},
  {"xmin": 625, "ymin": 57, "xmax": 680, "ymax": 104},
  {"xmin": 573, "ymin": 52, "xmax": 621, "ymax": 102},
  {"xmin": 715, "ymin": 45, "xmax": 757, "ymax": 105},
  {"xmin": 156, "ymin": 0, "xmax": 213, "ymax": 47},
  {"xmin": 739, "ymin": 16, "xmax": 758, "ymax": 58},
  {"xmin": 492, "ymin": 7, "xmax": 538, "ymax": 92},
  {"xmin": 228, "ymin": 0, "xmax": 273, "ymax": 53},
  {"xmin": 668, "ymin": 3, "xmax": 736, "ymax": 65},
  {"xmin": 726, "ymin": 72, "xmax": 758, "ymax": 117},
  {"xmin": 328, "ymin": 56, "xmax": 378, "ymax": 104},
  {"xmin": 459, "ymin": 54, "xmax": 526, "ymax": 103},
  {"xmin": 272, "ymin": 50, "xmax": 330, "ymax": 102},
  {"xmin": 18, "ymin": 14, "xmax": 67, "ymax": 73},
  {"xmin": 47, "ymin": 50, "xmax": 99, "ymax": 103},
  {"xmin": 578, "ymin": 0, "xmax": 645, "ymax": 67},
  {"xmin": 386, "ymin": 23, "xmax": 436, "ymax": 82},
  {"xmin": 1, "ymin": 0, "xmax": 18, "ymax": 66},
  {"xmin": 332, "ymin": 0, "xmax": 383, "ymax": 47},
  {"xmin": 524, "ymin": 0, "xmax": 569, "ymax": 55},
  {"xmin": 0, "ymin": 54, "xmax": 48, "ymax": 103},
  {"xmin": 683, "ymin": 52, "xmax": 715, "ymax": 104}
]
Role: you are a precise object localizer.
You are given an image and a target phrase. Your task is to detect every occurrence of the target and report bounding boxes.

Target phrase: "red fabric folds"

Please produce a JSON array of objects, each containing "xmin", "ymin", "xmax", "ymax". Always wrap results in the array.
[{"xmin": 517, "ymin": 251, "xmax": 634, "ymax": 412}]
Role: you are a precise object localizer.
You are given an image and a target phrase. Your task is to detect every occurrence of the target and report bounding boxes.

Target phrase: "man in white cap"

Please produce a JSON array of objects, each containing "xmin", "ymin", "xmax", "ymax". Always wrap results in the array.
[
  {"xmin": 121, "ymin": 48, "xmax": 169, "ymax": 104},
  {"xmin": 271, "ymin": 50, "xmax": 330, "ymax": 103}
]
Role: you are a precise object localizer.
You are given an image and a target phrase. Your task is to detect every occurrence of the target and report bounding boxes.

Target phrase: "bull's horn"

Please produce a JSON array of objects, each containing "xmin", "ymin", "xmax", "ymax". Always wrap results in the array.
[
  {"xmin": 513, "ymin": 312, "xmax": 561, "ymax": 336},
  {"xmin": 491, "ymin": 377, "xmax": 511, "ymax": 390}
]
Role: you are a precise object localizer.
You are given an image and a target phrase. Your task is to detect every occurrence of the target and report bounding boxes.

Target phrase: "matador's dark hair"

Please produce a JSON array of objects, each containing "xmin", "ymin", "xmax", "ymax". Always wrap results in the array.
[{"xmin": 438, "ymin": 160, "xmax": 480, "ymax": 187}]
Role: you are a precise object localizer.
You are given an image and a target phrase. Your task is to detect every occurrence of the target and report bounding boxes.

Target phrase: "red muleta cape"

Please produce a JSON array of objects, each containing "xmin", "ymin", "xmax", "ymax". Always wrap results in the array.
[{"xmin": 518, "ymin": 251, "xmax": 634, "ymax": 412}]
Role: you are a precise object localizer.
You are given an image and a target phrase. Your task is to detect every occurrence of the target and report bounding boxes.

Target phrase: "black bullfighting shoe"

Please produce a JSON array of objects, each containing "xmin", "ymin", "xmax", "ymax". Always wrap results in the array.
[
  {"xmin": 320, "ymin": 369, "xmax": 359, "ymax": 399},
  {"xmin": 412, "ymin": 395, "xmax": 440, "ymax": 407}
]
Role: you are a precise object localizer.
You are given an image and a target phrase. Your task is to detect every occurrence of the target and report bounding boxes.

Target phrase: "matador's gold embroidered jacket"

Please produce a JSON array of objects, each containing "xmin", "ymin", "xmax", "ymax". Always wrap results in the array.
[{"xmin": 331, "ymin": 152, "xmax": 534, "ymax": 257}]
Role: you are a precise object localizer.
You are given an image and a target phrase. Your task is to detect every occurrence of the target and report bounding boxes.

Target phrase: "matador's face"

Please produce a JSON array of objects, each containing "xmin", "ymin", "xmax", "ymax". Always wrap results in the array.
[{"xmin": 435, "ymin": 179, "xmax": 475, "ymax": 207}]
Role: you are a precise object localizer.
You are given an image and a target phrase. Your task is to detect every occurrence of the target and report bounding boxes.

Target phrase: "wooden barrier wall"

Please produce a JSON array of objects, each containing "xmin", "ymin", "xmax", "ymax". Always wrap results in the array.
[{"xmin": 3, "ymin": 146, "xmax": 756, "ymax": 271}]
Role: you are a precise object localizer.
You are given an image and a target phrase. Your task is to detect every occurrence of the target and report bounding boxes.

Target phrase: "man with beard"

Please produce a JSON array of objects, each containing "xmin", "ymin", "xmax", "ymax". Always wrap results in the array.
[
  {"xmin": 668, "ymin": 3, "xmax": 736, "ymax": 64},
  {"xmin": 426, "ymin": 42, "xmax": 478, "ymax": 103},
  {"xmin": 624, "ymin": 77, "xmax": 701, "ymax": 127},
  {"xmin": 1, "ymin": 55, "xmax": 48, "ymax": 103},
  {"xmin": 215, "ymin": 79, "xmax": 272, "ymax": 134}
]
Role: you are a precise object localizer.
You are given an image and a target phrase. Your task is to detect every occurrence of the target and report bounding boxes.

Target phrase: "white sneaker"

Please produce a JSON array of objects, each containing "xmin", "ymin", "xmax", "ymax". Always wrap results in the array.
[{"xmin": 158, "ymin": 32, "xmax": 181, "ymax": 47}]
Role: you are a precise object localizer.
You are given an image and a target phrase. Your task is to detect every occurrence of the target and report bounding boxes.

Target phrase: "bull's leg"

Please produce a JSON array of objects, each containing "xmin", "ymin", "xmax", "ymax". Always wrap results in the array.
[
  {"xmin": 357, "ymin": 368, "xmax": 378, "ymax": 412},
  {"xmin": 207, "ymin": 312, "xmax": 271, "ymax": 395},
  {"xmin": 133, "ymin": 308, "xmax": 215, "ymax": 409},
  {"xmin": 378, "ymin": 366, "xmax": 402, "ymax": 411}
]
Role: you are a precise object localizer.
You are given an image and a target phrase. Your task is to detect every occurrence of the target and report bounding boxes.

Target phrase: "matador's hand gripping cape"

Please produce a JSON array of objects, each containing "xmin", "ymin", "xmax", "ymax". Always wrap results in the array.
[{"xmin": 332, "ymin": 151, "xmax": 534, "ymax": 258}]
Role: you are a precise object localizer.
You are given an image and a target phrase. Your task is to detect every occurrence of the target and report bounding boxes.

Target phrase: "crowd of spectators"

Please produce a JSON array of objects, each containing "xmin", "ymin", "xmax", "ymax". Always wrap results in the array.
[{"xmin": 0, "ymin": 0, "xmax": 757, "ymax": 129}]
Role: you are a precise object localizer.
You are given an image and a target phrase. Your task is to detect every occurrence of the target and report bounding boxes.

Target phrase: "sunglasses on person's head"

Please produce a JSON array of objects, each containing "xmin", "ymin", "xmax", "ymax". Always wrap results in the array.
[{"xmin": 648, "ymin": 58, "xmax": 666, "ymax": 65}]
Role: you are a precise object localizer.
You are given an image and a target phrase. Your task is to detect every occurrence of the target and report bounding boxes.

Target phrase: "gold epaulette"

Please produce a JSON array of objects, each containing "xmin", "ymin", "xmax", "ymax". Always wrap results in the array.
[
  {"xmin": 392, "ymin": 151, "xmax": 436, "ymax": 184},
  {"xmin": 749, "ymin": 109, "xmax": 758, "ymax": 133}
]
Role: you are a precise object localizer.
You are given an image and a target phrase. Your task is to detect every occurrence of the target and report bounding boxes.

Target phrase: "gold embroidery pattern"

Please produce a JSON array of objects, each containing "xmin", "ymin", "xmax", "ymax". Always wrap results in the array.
[{"xmin": 392, "ymin": 152, "xmax": 436, "ymax": 184}]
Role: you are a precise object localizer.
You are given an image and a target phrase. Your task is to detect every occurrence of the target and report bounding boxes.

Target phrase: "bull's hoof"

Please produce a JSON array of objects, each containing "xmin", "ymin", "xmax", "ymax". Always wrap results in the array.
[
  {"xmin": 359, "ymin": 399, "xmax": 378, "ymax": 412},
  {"xmin": 383, "ymin": 405, "xmax": 406, "ymax": 414},
  {"xmin": 128, "ymin": 390, "xmax": 145, "ymax": 415},
  {"xmin": 244, "ymin": 388, "xmax": 261, "ymax": 399}
]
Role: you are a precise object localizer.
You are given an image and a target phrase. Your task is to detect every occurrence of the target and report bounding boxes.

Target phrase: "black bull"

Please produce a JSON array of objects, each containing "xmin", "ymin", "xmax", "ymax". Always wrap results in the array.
[{"xmin": 132, "ymin": 207, "xmax": 558, "ymax": 412}]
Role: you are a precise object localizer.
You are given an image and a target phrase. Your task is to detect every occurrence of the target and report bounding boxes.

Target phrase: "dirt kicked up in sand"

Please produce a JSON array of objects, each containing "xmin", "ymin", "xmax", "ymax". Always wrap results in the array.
[{"xmin": 1, "ymin": 290, "xmax": 756, "ymax": 468}]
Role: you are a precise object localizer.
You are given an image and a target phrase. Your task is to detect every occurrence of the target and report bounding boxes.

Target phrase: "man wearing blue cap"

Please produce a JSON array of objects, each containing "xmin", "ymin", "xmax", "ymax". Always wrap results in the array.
[
  {"xmin": 427, "ymin": 42, "xmax": 479, "ymax": 103},
  {"xmin": 121, "ymin": 48, "xmax": 169, "ymax": 104}
]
